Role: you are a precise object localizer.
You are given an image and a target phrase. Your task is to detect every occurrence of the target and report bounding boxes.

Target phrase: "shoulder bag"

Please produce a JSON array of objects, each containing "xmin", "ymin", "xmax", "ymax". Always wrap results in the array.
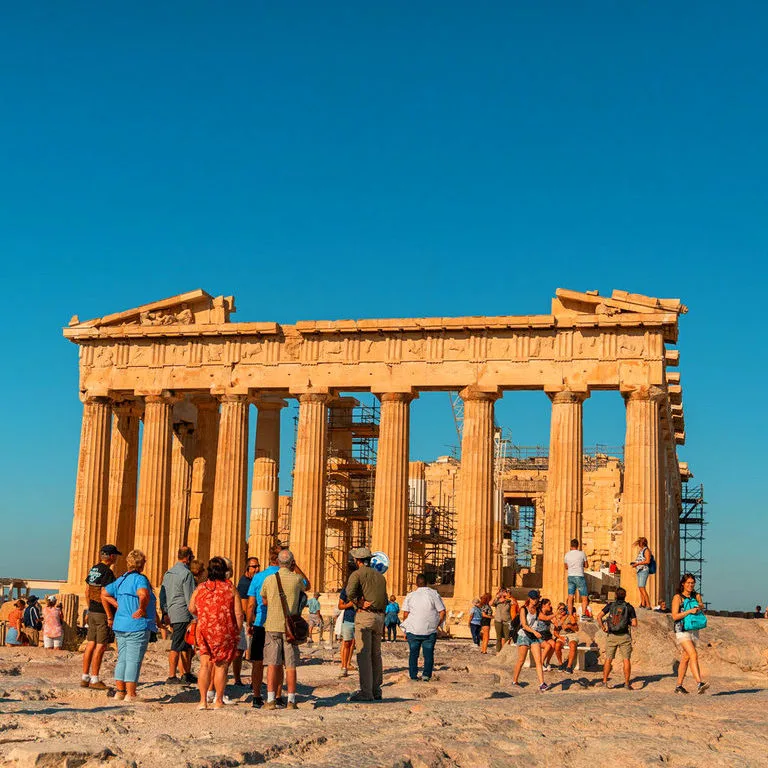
[{"xmin": 275, "ymin": 572, "xmax": 309, "ymax": 645}]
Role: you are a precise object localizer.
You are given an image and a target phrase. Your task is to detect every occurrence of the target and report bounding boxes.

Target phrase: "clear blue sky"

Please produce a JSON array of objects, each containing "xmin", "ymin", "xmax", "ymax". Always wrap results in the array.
[{"xmin": 0, "ymin": 3, "xmax": 765, "ymax": 609}]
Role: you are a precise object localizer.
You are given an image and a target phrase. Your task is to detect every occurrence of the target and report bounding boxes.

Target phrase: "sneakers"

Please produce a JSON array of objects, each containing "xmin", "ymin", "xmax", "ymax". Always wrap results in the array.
[
  {"xmin": 286, "ymin": 701, "xmax": 298, "ymax": 710},
  {"xmin": 373, "ymin": 691, "xmax": 383, "ymax": 701},
  {"xmin": 251, "ymin": 696, "xmax": 264, "ymax": 708},
  {"xmin": 348, "ymin": 691, "xmax": 374, "ymax": 702},
  {"xmin": 697, "ymin": 681, "xmax": 710, "ymax": 695},
  {"xmin": 263, "ymin": 700, "xmax": 277, "ymax": 711},
  {"xmin": 674, "ymin": 685, "xmax": 689, "ymax": 694},
  {"xmin": 565, "ymin": 667, "xmax": 574, "ymax": 675},
  {"xmin": 538, "ymin": 683, "xmax": 550, "ymax": 692},
  {"xmin": 165, "ymin": 676, "xmax": 181, "ymax": 685},
  {"xmin": 80, "ymin": 679, "xmax": 91, "ymax": 688},
  {"xmin": 542, "ymin": 665, "xmax": 552, "ymax": 672},
  {"xmin": 89, "ymin": 681, "xmax": 109, "ymax": 691},
  {"xmin": 183, "ymin": 672, "xmax": 198, "ymax": 685},
  {"xmin": 339, "ymin": 668, "xmax": 349, "ymax": 678},
  {"xmin": 422, "ymin": 677, "xmax": 431, "ymax": 683},
  {"xmin": 114, "ymin": 690, "xmax": 126, "ymax": 701}
]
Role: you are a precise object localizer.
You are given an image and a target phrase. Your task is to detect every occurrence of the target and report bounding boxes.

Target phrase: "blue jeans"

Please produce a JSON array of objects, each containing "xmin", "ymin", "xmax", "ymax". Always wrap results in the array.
[
  {"xmin": 469, "ymin": 623, "xmax": 481, "ymax": 645},
  {"xmin": 406, "ymin": 632, "xmax": 437, "ymax": 680},
  {"xmin": 114, "ymin": 630, "xmax": 150, "ymax": 683}
]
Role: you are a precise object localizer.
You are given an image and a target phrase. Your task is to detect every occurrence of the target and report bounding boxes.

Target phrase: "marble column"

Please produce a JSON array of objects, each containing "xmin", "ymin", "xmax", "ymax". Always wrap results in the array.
[
  {"xmin": 290, "ymin": 393, "xmax": 330, "ymax": 591},
  {"xmin": 248, "ymin": 397, "xmax": 285, "ymax": 568},
  {"xmin": 188, "ymin": 397, "xmax": 219, "ymax": 564},
  {"xmin": 134, "ymin": 395, "xmax": 174, "ymax": 586},
  {"xmin": 67, "ymin": 396, "xmax": 112, "ymax": 588},
  {"xmin": 168, "ymin": 421, "xmax": 195, "ymax": 564},
  {"xmin": 541, "ymin": 390, "xmax": 589, "ymax": 605},
  {"xmin": 371, "ymin": 393, "xmax": 414, "ymax": 596},
  {"xmin": 105, "ymin": 400, "xmax": 141, "ymax": 575},
  {"xmin": 621, "ymin": 386, "xmax": 664, "ymax": 605},
  {"xmin": 210, "ymin": 395, "xmax": 249, "ymax": 579},
  {"xmin": 453, "ymin": 387, "xmax": 499, "ymax": 605}
]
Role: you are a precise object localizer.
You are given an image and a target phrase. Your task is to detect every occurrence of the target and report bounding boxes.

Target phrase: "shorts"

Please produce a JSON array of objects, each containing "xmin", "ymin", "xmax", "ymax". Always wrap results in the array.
[
  {"xmin": 237, "ymin": 625, "xmax": 248, "ymax": 652},
  {"xmin": 87, "ymin": 613, "xmax": 113, "ymax": 645},
  {"xmin": 675, "ymin": 630, "xmax": 699, "ymax": 645},
  {"xmin": 516, "ymin": 630, "xmax": 541, "ymax": 646},
  {"xmin": 341, "ymin": 621, "xmax": 355, "ymax": 642},
  {"xmin": 308, "ymin": 613, "xmax": 322, "ymax": 628},
  {"xmin": 636, "ymin": 568, "xmax": 650, "ymax": 588},
  {"xmin": 171, "ymin": 622, "xmax": 192, "ymax": 653},
  {"xmin": 43, "ymin": 635, "xmax": 63, "ymax": 649},
  {"xmin": 249, "ymin": 626, "xmax": 266, "ymax": 662},
  {"xmin": 564, "ymin": 633, "xmax": 579, "ymax": 646},
  {"xmin": 567, "ymin": 576, "xmax": 588, "ymax": 596},
  {"xmin": 24, "ymin": 628, "xmax": 40, "ymax": 647},
  {"xmin": 264, "ymin": 631, "xmax": 300, "ymax": 669},
  {"xmin": 605, "ymin": 633, "xmax": 632, "ymax": 660}
]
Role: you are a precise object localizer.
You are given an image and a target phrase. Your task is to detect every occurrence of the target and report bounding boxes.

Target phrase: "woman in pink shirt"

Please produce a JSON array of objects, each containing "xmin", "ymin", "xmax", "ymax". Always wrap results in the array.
[{"xmin": 43, "ymin": 596, "xmax": 64, "ymax": 651}]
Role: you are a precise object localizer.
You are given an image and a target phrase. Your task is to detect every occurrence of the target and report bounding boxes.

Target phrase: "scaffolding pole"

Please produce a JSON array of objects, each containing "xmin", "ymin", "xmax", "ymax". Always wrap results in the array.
[{"xmin": 680, "ymin": 480, "xmax": 706, "ymax": 592}]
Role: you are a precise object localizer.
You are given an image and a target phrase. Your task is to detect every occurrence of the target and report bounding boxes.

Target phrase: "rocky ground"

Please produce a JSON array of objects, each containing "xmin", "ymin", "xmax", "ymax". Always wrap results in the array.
[{"xmin": 1, "ymin": 613, "xmax": 767, "ymax": 768}]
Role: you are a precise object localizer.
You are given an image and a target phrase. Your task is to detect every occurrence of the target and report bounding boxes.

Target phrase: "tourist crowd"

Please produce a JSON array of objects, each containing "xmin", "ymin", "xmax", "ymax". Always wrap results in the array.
[{"xmin": 2, "ymin": 534, "xmax": 715, "ymax": 706}]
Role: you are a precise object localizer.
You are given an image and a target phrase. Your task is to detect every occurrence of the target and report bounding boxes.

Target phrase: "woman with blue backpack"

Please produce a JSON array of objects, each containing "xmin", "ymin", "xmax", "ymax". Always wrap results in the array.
[
  {"xmin": 671, "ymin": 573, "xmax": 709, "ymax": 694},
  {"xmin": 629, "ymin": 537, "xmax": 654, "ymax": 609}
]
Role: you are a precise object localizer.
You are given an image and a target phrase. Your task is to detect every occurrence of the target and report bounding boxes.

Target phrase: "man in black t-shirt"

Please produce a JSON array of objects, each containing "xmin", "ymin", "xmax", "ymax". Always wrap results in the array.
[
  {"xmin": 598, "ymin": 587, "xmax": 638, "ymax": 690},
  {"xmin": 81, "ymin": 544, "xmax": 120, "ymax": 690}
]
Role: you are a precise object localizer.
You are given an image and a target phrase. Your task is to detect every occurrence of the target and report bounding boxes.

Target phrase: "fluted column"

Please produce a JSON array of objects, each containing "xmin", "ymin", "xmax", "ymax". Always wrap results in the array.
[
  {"xmin": 67, "ymin": 396, "xmax": 112, "ymax": 588},
  {"xmin": 290, "ymin": 393, "xmax": 330, "ymax": 591},
  {"xmin": 621, "ymin": 386, "xmax": 664, "ymax": 605},
  {"xmin": 371, "ymin": 393, "xmax": 415, "ymax": 596},
  {"xmin": 168, "ymin": 421, "xmax": 195, "ymax": 563},
  {"xmin": 210, "ymin": 395, "xmax": 249, "ymax": 578},
  {"xmin": 453, "ymin": 387, "xmax": 499, "ymax": 605},
  {"xmin": 105, "ymin": 400, "xmax": 141, "ymax": 575},
  {"xmin": 134, "ymin": 394, "xmax": 174, "ymax": 586},
  {"xmin": 248, "ymin": 397, "xmax": 285, "ymax": 567},
  {"xmin": 188, "ymin": 397, "xmax": 219, "ymax": 564},
  {"xmin": 541, "ymin": 390, "xmax": 589, "ymax": 605}
]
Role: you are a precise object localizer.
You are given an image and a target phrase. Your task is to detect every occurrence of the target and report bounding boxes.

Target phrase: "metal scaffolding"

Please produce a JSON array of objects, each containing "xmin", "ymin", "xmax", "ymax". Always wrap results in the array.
[
  {"xmin": 680, "ymin": 480, "xmax": 706, "ymax": 590},
  {"xmin": 408, "ymin": 478, "xmax": 456, "ymax": 588}
]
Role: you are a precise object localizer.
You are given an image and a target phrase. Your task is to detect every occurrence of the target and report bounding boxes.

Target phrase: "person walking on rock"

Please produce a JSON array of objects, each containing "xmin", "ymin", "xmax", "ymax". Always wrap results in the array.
[
  {"xmin": 160, "ymin": 546, "xmax": 197, "ymax": 685},
  {"xmin": 345, "ymin": 547, "xmax": 388, "ymax": 702},
  {"xmin": 564, "ymin": 539, "xmax": 591, "ymax": 619},
  {"xmin": 81, "ymin": 544, "xmax": 120, "ymax": 690},
  {"xmin": 598, "ymin": 587, "xmax": 638, "ymax": 689},
  {"xmin": 671, "ymin": 573, "xmax": 709, "ymax": 694},
  {"xmin": 260, "ymin": 549, "xmax": 310, "ymax": 710},
  {"xmin": 401, "ymin": 574, "xmax": 446, "ymax": 682},
  {"xmin": 247, "ymin": 548, "xmax": 280, "ymax": 707}
]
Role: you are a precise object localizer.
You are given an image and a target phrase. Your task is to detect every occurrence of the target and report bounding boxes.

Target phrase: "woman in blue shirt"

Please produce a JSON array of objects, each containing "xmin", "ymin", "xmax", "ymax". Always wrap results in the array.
[
  {"xmin": 384, "ymin": 595, "xmax": 400, "ymax": 642},
  {"xmin": 102, "ymin": 549, "xmax": 157, "ymax": 702},
  {"xmin": 468, "ymin": 598, "xmax": 482, "ymax": 646}
]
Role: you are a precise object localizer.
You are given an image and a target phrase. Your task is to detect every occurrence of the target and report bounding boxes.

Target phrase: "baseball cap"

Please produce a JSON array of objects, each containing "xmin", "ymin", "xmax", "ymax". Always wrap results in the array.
[
  {"xmin": 350, "ymin": 547, "xmax": 372, "ymax": 560},
  {"xmin": 100, "ymin": 544, "xmax": 122, "ymax": 556}
]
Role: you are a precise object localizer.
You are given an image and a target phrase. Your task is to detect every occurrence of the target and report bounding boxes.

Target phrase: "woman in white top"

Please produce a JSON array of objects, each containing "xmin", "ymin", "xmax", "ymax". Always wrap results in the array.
[{"xmin": 630, "ymin": 537, "xmax": 652, "ymax": 609}]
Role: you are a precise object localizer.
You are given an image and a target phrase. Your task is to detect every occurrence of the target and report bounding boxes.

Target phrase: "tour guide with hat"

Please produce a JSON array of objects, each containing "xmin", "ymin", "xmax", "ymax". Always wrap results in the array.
[
  {"xmin": 81, "ymin": 544, "xmax": 121, "ymax": 690},
  {"xmin": 345, "ymin": 547, "xmax": 388, "ymax": 702}
]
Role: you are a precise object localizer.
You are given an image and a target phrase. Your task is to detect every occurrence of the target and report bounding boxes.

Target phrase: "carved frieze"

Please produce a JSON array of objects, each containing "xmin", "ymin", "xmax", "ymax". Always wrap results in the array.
[{"xmin": 139, "ymin": 306, "xmax": 195, "ymax": 326}]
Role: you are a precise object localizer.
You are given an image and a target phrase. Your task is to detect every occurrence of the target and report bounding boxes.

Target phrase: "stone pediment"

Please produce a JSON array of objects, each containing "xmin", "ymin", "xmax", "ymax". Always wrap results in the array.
[
  {"xmin": 68, "ymin": 289, "xmax": 235, "ymax": 329},
  {"xmin": 553, "ymin": 289, "xmax": 688, "ymax": 318}
]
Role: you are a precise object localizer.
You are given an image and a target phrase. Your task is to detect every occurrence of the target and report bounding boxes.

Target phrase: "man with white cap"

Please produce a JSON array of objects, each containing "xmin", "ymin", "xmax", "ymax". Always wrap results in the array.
[{"xmin": 345, "ymin": 547, "xmax": 388, "ymax": 702}]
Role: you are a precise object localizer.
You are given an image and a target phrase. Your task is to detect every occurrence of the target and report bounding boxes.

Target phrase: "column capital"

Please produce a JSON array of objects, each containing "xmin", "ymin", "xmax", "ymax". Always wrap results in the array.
[
  {"xmin": 297, "ymin": 392, "xmax": 333, "ymax": 405},
  {"xmin": 459, "ymin": 386, "xmax": 500, "ymax": 403},
  {"xmin": 547, "ymin": 389, "xmax": 590, "ymax": 405},
  {"xmin": 218, "ymin": 393, "xmax": 249, "ymax": 405},
  {"xmin": 141, "ymin": 391, "xmax": 182, "ymax": 406},
  {"xmin": 251, "ymin": 394, "xmax": 288, "ymax": 411},
  {"xmin": 81, "ymin": 394, "xmax": 112, "ymax": 406},
  {"xmin": 377, "ymin": 392, "xmax": 418, "ymax": 404},
  {"xmin": 623, "ymin": 385, "xmax": 665, "ymax": 404}
]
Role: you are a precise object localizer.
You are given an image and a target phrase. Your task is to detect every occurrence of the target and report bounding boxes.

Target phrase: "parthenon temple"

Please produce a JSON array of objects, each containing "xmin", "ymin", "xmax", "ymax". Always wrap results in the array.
[{"xmin": 64, "ymin": 288, "xmax": 689, "ymax": 608}]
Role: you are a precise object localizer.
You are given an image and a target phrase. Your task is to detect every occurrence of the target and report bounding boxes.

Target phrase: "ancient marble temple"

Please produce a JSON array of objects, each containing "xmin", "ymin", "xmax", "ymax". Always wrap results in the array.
[{"xmin": 64, "ymin": 288, "xmax": 687, "ymax": 606}]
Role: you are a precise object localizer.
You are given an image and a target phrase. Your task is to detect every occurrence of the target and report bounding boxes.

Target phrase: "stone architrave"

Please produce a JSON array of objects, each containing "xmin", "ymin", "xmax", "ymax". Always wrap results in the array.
[
  {"xmin": 134, "ymin": 394, "xmax": 174, "ymax": 586},
  {"xmin": 541, "ymin": 390, "xmax": 589, "ymax": 605},
  {"xmin": 105, "ymin": 400, "xmax": 141, "ymax": 575},
  {"xmin": 67, "ymin": 397, "xmax": 112, "ymax": 589},
  {"xmin": 453, "ymin": 387, "xmax": 499, "ymax": 606},
  {"xmin": 248, "ymin": 397, "xmax": 285, "ymax": 568},
  {"xmin": 209, "ymin": 395, "xmax": 249, "ymax": 579},
  {"xmin": 621, "ymin": 386, "xmax": 665, "ymax": 606},
  {"xmin": 168, "ymin": 421, "xmax": 195, "ymax": 564},
  {"xmin": 290, "ymin": 393, "xmax": 331, "ymax": 591},
  {"xmin": 371, "ymin": 393, "xmax": 415, "ymax": 596},
  {"xmin": 187, "ymin": 397, "xmax": 219, "ymax": 564}
]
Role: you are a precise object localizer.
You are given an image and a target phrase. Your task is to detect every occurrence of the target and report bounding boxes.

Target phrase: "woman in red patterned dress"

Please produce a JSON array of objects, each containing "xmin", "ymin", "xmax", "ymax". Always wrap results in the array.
[{"xmin": 189, "ymin": 556, "xmax": 243, "ymax": 709}]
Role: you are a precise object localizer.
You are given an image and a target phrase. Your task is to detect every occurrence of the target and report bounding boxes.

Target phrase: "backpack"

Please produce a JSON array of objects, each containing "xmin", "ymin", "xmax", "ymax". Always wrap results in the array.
[
  {"xmin": 682, "ymin": 596, "xmax": 707, "ymax": 631},
  {"xmin": 606, "ymin": 601, "xmax": 631, "ymax": 634},
  {"xmin": 648, "ymin": 553, "xmax": 657, "ymax": 575},
  {"xmin": 23, "ymin": 604, "xmax": 42, "ymax": 631}
]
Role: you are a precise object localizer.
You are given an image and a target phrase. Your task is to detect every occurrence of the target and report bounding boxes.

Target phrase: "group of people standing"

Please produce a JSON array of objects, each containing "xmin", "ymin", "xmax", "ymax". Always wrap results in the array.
[{"xmin": 4, "ymin": 593, "xmax": 63, "ymax": 650}]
